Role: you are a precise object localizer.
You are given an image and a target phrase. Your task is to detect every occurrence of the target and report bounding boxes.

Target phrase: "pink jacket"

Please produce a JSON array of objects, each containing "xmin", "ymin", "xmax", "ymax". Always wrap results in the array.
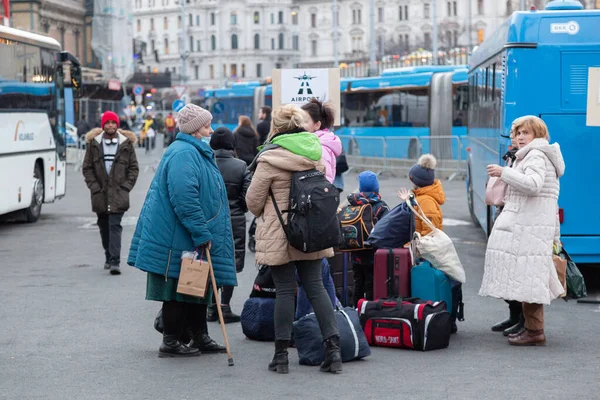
[{"xmin": 315, "ymin": 129, "xmax": 342, "ymax": 184}]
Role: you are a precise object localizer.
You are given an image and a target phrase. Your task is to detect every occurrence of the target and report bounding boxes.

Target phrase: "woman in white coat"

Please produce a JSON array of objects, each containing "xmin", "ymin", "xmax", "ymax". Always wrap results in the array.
[{"xmin": 479, "ymin": 115, "xmax": 565, "ymax": 346}]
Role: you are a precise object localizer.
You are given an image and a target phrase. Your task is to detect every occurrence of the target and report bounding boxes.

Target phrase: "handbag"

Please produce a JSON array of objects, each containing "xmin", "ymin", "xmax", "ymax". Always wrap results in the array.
[
  {"xmin": 564, "ymin": 249, "xmax": 587, "ymax": 299},
  {"xmin": 485, "ymin": 176, "xmax": 508, "ymax": 206},
  {"xmin": 176, "ymin": 248, "xmax": 210, "ymax": 298},
  {"xmin": 406, "ymin": 198, "xmax": 466, "ymax": 283},
  {"xmin": 336, "ymin": 153, "xmax": 349, "ymax": 174},
  {"xmin": 552, "ymin": 254, "xmax": 567, "ymax": 298}
]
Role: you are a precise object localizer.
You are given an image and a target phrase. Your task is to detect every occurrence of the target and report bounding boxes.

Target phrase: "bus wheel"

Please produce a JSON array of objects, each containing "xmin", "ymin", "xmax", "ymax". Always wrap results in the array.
[{"xmin": 25, "ymin": 163, "xmax": 44, "ymax": 223}]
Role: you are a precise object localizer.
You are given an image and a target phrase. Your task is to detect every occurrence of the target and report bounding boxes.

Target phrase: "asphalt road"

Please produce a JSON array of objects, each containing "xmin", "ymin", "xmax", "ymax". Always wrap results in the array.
[{"xmin": 1, "ymin": 148, "xmax": 599, "ymax": 400}]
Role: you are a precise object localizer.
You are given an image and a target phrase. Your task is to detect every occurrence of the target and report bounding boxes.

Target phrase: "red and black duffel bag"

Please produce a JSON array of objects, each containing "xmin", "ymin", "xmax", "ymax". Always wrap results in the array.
[{"xmin": 356, "ymin": 298, "xmax": 452, "ymax": 351}]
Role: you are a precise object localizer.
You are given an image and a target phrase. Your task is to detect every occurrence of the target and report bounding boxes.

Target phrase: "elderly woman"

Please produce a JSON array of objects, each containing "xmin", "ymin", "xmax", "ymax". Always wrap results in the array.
[
  {"xmin": 479, "ymin": 115, "xmax": 565, "ymax": 346},
  {"xmin": 128, "ymin": 104, "xmax": 237, "ymax": 357}
]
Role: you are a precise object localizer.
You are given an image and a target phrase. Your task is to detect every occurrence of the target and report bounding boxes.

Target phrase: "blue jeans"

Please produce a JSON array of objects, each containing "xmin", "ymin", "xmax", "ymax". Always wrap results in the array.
[{"xmin": 295, "ymin": 258, "xmax": 339, "ymax": 320}]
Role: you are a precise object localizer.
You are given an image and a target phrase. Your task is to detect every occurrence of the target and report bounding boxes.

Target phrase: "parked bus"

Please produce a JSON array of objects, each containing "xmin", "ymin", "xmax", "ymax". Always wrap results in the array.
[
  {"xmin": 466, "ymin": 1, "xmax": 600, "ymax": 263},
  {"xmin": 0, "ymin": 25, "xmax": 82, "ymax": 222}
]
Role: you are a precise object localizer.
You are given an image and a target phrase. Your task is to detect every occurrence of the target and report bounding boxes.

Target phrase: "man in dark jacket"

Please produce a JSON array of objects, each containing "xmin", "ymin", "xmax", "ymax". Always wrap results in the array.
[
  {"xmin": 208, "ymin": 127, "xmax": 251, "ymax": 322},
  {"xmin": 82, "ymin": 111, "xmax": 139, "ymax": 275},
  {"xmin": 256, "ymin": 106, "xmax": 271, "ymax": 145}
]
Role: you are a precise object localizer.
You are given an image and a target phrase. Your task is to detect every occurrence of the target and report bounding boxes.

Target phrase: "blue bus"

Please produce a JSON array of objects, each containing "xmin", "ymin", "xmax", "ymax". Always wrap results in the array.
[{"xmin": 466, "ymin": 0, "xmax": 600, "ymax": 263}]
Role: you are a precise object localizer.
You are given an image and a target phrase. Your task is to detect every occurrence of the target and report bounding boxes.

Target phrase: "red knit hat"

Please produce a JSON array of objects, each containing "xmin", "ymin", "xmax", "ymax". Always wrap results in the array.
[{"xmin": 101, "ymin": 111, "xmax": 120, "ymax": 129}]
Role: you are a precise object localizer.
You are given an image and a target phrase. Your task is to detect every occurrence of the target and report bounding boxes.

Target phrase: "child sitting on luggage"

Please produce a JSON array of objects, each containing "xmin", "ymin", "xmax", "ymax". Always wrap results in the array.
[
  {"xmin": 398, "ymin": 154, "xmax": 463, "ymax": 334},
  {"xmin": 350, "ymin": 171, "xmax": 390, "ymax": 307}
]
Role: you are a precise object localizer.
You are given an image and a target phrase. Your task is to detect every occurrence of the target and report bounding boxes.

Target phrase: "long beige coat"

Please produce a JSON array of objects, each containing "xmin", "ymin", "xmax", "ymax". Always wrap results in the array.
[
  {"xmin": 479, "ymin": 139, "xmax": 565, "ymax": 305},
  {"xmin": 246, "ymin": 147, "xmax": 334, "ymax": 266}
]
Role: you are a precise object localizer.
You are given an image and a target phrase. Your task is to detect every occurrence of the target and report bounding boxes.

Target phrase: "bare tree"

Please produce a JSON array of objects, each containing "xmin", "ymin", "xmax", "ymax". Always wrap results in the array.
[{"xmin": 437, "ymin": 20, "xmax": 467, "ymax": 51}]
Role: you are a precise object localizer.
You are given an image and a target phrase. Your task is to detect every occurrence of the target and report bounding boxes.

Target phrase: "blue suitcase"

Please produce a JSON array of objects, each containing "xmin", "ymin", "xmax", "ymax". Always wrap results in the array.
[{"xmin": 410, "ymin": 261, "xmax": 453, "ymax": 309}]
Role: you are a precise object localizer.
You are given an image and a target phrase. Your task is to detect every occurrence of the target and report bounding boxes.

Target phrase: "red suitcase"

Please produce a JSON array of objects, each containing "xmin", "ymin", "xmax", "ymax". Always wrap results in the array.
[{"xmin": 373, "ymin": 248, "xmax": 412, "ymax": 299}]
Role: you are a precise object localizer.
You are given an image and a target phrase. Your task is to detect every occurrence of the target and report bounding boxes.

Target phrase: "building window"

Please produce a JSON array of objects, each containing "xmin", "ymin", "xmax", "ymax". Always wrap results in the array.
[
  {"xmin": 378, "ymin": 7, "xmax": 384, "ymax": 22},
  {"xmin": 231, "ymin": 34, "xmax": 238, "ymax": 49},
  {"xmin": 231, "ymin": 12, "xmax": 237, "ymax": 25},
  {"xmin": 453, "ymin": 1, "xmax": 458, "ymax": 16},
  {"xmin": 271, "ymin": 38, "xmax": 275, "ymax": 50},
  {"xmin": 311, "ymin": 40, "xmax": 317, "ymax": 56},
  {"xmin": 477, "ymin": 0, "xmax": 484, "ymax": 15},
  {"xmin": 278, "ymin": 33, "xmax": 284, "ymax": 49},
  {"xmin": 150, "ymin": 18, "xmax": 155, "ymax": 31},
  {"xmin": 424, "ymin": 32, "xmax": 431, "ymax": 48},
  {"xmin": 254, "ymin": 11, "xmax": 260, "ymax": 24},
  {"xmin": 223, "ymin": 64, "xmax": 226, "ymax": 77},
  {"xmin": 196, "ymin": 15, "xmax": 200, "ymax": 26},
  {"xmin": 197, "ymin": 40, "xmax": 201, "ymax": 52},
  {"xmin": 178, "ymin": 16, "xmax": 181, "ymax": 28},
  {"xmin": 211, "ymin": 12, "xmax": 215, "ymax": 26},
  {"xmin": 164, "ymin": 17, "xmax": 168, "ymax": 29},
  {"xmin": 195, "ymin": 65, "xmax": 199, "ymax": 79},
  {"xmin": 254, "ymin": 34, "xmax": 260, "ymax": 49},
  {"xmin": 189, "ymin": 36, "xmax": 194, "ymax": 52},
  {"xmin": 292, "ymin": 11, "xmax": 298, "ymax": 25},
  {"xmin": 311, "ymin": 13, "xmax": 316, "ymax": 28},
  {"xmin": 209, "ymin": 65, "xmax": 214, "ymax": 79},
  {"xmin": 231, "ymin": 64, "xmax": 237, "ymax": 78},
  {"xmin": 187, "ymin": 14, "xmax": 192, "ymax": 26},
  {"xmin": 164, "ymin": 38, "xmax": 169, "ymax": 54},
  {"xmin": 74, "ymin": 31, "xmax": 80, "ymax": 57},
  {"xmin": 271, "ymin": 13, "xmax": 274, "ymax": 24},
  {"xmin": 424, "ymin": 3, "xmax": 430, "ymax": 19},
  {"xmin": 353, "ymin": 9, "xmax": 362, "ymax": 24},
  {"xmin": 137, "ymin": 19, "xmax": 141, "ymax": 32},
  {"xmin": 151, "ymin": 39, "xmax": 155, "ymax": 52},
  {"xmin": 278, "ymin": 11, "xmax": 283, "ymax": 24},
  {"xmin": 211, "ymin": 35, "xmax": 216, "ymax": 50},
  {"xmin": 404, "ymin": 34, "xmax": 410, "ymax": 50},
  {"xmin": 453, "ymin": 30, "xmax": 458, "ymax": 46},
  {"xmin": 448, "ymin": 1, "xmax": 457, "ymax": 16},
  {"xmin": 241, "ymin": 63, "xmax": 246, "ymax": 78},
  {"xmin": 477, "ymin": 28, "xmax": 484, "ymax": 43},
  {"xmin": 257, "ymin": 63, "xmax": 262, "ymax": 77},
  {"xmin": 292, "ymin": 34, "xmax": 299, "ymax": 50}
]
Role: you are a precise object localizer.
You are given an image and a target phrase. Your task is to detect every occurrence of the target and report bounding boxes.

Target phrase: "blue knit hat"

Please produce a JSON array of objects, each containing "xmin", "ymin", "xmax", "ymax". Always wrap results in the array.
[
  {"xmin": 358, "ymin": 171, "xmax": 379, "ymax": 193},
  {"xmin": 409, "ymin": 154, "xmax": 437, "ymax": 187}
]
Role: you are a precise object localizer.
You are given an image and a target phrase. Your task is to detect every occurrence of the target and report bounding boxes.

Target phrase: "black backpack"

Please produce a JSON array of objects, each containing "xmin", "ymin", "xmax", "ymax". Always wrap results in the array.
[{"xmin": 270, "ymin": 169, "xmax": 342, "ymax": 253}]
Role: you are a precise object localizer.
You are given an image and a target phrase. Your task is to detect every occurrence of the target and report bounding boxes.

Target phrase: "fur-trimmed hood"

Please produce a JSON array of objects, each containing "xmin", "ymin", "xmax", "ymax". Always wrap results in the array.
[{"xmin": 85, "ymin": 128, "xmax": 138, "ymax": 145}]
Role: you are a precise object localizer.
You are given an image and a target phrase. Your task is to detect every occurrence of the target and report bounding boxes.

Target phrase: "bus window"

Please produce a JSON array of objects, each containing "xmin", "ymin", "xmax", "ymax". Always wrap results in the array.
[
  {"xmin": 484, "ymin": 67, "xmax": 489, "ymax": 101},
  {"xmin": 491, "ymin": 63, "xmax": 496, "ymax": 101},
  {"xmin": 453, "ymin": 84, "xmax": 468, "ymax": 126}
]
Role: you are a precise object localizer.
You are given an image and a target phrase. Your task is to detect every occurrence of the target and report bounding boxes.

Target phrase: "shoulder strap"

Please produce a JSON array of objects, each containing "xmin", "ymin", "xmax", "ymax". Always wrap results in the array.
[{"xmin": 269, "ymin": 187, "xmax": 289, "ymax": 241}]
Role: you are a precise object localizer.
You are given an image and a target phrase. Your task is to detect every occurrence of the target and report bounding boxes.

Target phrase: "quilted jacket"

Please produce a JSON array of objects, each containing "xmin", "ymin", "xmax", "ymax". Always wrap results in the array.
[
  {"xmin": 413, "ymin": 179, "xmax": 445, "ymax": 236},
  {"xmin": 479, "ymin": 138, "xmax": 565, "ymax": 305},
  {"xmin": 127, "ymin": 133, "xmax": 237, "ymax": 287},
  {"xmin": 246, "ymin": 131, "xmax": 334, "ymax": 266},
  {"xmin": 314, "ymin": 129, "xmax": 342, "ymax": 184}
]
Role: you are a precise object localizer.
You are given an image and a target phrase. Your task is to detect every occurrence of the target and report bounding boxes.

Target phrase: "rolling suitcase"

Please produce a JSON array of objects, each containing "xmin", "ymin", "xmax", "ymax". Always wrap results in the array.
[
  {"xmin": 328, "ymin": 252, "xmax": 353, "ymax": 307},
  {"xmin": 373, "ymin": 248, "xmax": 412, "ymax": 299},
  {"xmin": 410, "ymin": 261, "xmax": 453, "ymax": 311}
]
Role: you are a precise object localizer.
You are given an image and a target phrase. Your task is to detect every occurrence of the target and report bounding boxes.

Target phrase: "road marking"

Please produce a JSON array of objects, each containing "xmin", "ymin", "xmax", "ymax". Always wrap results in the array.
[{"xmin": 444, "ymin": 218, "xmax": 472, "ymax": 227}]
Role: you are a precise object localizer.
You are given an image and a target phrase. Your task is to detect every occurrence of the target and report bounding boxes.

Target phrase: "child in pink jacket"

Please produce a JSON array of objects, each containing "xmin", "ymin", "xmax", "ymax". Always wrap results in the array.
[{"xmin": 301, "ymin": 99, "xmax": 342, "ymax": 183}]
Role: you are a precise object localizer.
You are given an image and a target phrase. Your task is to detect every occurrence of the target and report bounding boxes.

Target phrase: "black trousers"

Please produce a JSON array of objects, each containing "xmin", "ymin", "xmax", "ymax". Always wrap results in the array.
[
  {"xmin": 352, "ymin": 262, "xmax": 374, "ymax": 307},
  {"xmin": 162, "ymin": 301, "xmax": 207, "ymax": 340},
  {"xmin": 97, "ymin": 212, "xmax": 124, "ymax": 265}
]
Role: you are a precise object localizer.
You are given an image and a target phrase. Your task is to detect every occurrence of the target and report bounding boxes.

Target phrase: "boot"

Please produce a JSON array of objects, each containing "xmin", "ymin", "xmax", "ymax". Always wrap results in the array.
[
  {"xmin": 320, "ymin": 335, "xmax": 342, "ymax": 373},
  {"xmin": 158, "ymin": 334, "xmax": 200, "ymax": 358},
  {"xmin": 491, "ymin": 306, "xmax": 521, "ymax": 332},
  {"xmin": 268, "ymin": 340, "xmax": 289, "ymax": 374},
  {"xmin": 221, "ymin": 305, "xmax": 241, "ymax": 324},
  {"xmin": 503, "ymin": 314, "xmax": 525, "ymax": 337},
  {"xmin": 207, "ymin": 304, "xmax": 218, "ymax": 322},
  {"xmin": 508, "ymin": 329, "xmax": 546, "ymax": 346},
  {"xmin": 189, "ymin": 331, "xmax": 227, "ymax": 353},
  {"xmin": 109, "ymin": 264, "xmax": 121, "ymax": 275}
]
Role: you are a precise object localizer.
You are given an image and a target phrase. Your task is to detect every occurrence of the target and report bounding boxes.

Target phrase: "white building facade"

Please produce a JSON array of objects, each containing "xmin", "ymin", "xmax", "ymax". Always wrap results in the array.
[{"xmin": 133, "ymin": 0, "xmax": 597, "ymax": 89}]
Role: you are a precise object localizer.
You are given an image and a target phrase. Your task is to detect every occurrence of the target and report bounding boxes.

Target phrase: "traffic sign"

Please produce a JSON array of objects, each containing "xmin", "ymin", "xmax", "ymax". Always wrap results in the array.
[
  {"xmin": 135, "ymin": 105, "xmax": 145, "ymax": 117},
  {"xmin": 172, "ymin": 99, "xmax": 185, "ymax": 112},
  {"xmin": 173, "ymin": 85, "xmax": 187, "ymax": 99},
  {"xmin": 108, "ymin": 79, "xmax": 121, "ymax": 91},
  {"xmin": 133, "ymin": 84, "xmax": 144, "ymax": 96},
  {"xmin": 213, "ymin": 102, "xmax": 225, "ymax": 114}
]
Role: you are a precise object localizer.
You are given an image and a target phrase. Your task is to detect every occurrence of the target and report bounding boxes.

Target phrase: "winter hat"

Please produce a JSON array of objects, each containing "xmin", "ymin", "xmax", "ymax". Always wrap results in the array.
[
  {"xmin": 177, "ymin": 104, "xmax": 212, "ymax": 134},
  {"xmin": 101, "ymin": 111, "xmax": 120, "ymax": 129},
  {"xmin": 210, "ymin": 127, "xmax": 235, "ymax": 151},
  {"xmin": 409, "ymin": 154, "xmax": 437, "ymax": 187},
  {"xmin": 358, "ymin": 171, "xmax": 379, "ymax": 193}
]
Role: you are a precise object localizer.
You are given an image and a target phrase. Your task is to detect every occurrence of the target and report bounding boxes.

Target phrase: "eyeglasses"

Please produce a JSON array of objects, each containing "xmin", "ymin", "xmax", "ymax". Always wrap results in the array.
[{"xmin": 104, "ymin": 138, "xmax": 118, "ymax": 145}]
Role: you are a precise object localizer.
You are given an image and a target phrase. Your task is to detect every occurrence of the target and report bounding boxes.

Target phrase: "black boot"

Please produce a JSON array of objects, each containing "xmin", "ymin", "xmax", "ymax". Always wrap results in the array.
[
  {"xmin": 320, "ymin": 335, "xmax": 342, "ymax": 373},
  {"xmin": 268, "ymin": 340, "xmax": 289, "ymax": 374},
  {"xmin": 491, "ymin": 304, "xmax": 521, "ymax": 332},
  {"xmin": 189, "ymin": 331, "xmax": 227, "ymax": 353},
  {"xmin": 503, "ymin": 314, "xmax": 525, "ymax": 337},
  {"xmin": 207, "ymin": 304, "xmax": 218, "ymax": 322},
  {"xmin": 221, "ymin": 305, "xmax": 241, "ymax": 324},
  {"xmin": 158, "ymin": 334, "xmax": 200, "ymax": 358}
]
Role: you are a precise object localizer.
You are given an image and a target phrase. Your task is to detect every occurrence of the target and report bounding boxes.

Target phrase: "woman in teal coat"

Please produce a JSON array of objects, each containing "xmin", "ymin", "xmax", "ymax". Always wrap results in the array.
[{"xmin": 128, "ymin": 104, "xmax": 237, "ymax": 357}]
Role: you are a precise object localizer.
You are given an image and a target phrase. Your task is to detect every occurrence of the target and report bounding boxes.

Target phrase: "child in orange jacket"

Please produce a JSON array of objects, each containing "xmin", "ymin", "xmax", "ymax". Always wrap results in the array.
[{"xmin": 398, "ymin": 154, "xmax": 445, "ymax": 236}]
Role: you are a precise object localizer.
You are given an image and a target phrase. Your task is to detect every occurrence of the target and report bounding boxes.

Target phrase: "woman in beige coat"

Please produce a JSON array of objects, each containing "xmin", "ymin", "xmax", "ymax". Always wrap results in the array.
[
  {"xmin": 480, "ymin": 116, "xmax": 565, "ymax": 346},
  {"xmin": 246, "ymin": 105, "xmax": 341, "ymax": 375}
]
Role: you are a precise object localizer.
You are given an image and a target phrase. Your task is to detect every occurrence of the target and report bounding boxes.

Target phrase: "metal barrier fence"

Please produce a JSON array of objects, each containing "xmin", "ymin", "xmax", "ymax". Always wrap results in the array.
[{"xmin": 338, "ymin": 135, "xmax": 467, "ymax": 180}]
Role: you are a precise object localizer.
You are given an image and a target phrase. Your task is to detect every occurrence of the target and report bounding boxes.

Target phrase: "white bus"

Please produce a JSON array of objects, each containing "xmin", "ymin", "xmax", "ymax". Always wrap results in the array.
[{"xmin": 0, "ymin": 25, "xmax": 81, "ymax": 222}]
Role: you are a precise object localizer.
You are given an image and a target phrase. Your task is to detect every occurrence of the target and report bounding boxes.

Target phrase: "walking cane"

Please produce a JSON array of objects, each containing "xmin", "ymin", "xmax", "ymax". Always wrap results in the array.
[{"xmin": 206, "ymin": 249, "xmax": 234, "ymax": 366}]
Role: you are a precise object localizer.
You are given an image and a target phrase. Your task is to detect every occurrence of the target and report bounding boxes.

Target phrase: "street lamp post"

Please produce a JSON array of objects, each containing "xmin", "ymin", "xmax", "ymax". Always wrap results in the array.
[
  {"xmin": 432, "ymin": 0, "xmax": 438, "ymax": 65},
  {"xmin": 369, "ymin": 0, "xmax": 376, "ymax": 75},
  {"xmin": 333, "ymin": 0, "xmax": 338, "ymax": 68},
  {"xmin": 179, "ymin": 0, "xmax": 187, "ymax": 84}
]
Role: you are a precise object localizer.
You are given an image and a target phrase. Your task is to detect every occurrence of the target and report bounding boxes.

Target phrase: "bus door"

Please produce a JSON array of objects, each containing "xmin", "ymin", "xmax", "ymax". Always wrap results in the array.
[{"xmin": 541, "ymin": 114, "xmax": 600, "ymax": 238}]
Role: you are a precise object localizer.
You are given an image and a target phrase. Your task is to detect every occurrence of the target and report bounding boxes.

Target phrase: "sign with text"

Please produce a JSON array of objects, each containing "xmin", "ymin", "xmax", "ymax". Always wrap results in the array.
[{"xmin": 272, "ymin": 68, "xmax": 341, "ymax": 126}]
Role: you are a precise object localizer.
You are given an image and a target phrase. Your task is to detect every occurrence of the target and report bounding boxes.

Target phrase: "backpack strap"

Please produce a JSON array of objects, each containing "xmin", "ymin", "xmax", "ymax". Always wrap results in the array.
[{"xmin": 269, "ymin": 187, "xmax": 290, "ymax": 242}]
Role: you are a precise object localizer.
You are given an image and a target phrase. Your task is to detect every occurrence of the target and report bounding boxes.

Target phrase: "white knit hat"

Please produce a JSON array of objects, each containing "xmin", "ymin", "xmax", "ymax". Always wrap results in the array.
[{"xmin": 177, "ymin": 104, "xmax": 212, "ymax": 134}]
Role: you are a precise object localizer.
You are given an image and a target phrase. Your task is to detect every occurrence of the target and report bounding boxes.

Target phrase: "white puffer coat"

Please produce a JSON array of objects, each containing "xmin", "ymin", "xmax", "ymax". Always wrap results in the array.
[{"xmin": 479, "ymin": 139, "xmax": 565, "ymax": 305}]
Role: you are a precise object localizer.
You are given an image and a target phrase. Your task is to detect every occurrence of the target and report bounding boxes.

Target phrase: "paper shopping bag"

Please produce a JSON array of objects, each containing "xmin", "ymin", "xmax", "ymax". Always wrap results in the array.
[
  {"xmin": 553, "ymin": 254, "xmax": 567, "ymax": 297},
  {"xmin": 177, "ymin": 251, "xmax": 210, "ymax": 298}
]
